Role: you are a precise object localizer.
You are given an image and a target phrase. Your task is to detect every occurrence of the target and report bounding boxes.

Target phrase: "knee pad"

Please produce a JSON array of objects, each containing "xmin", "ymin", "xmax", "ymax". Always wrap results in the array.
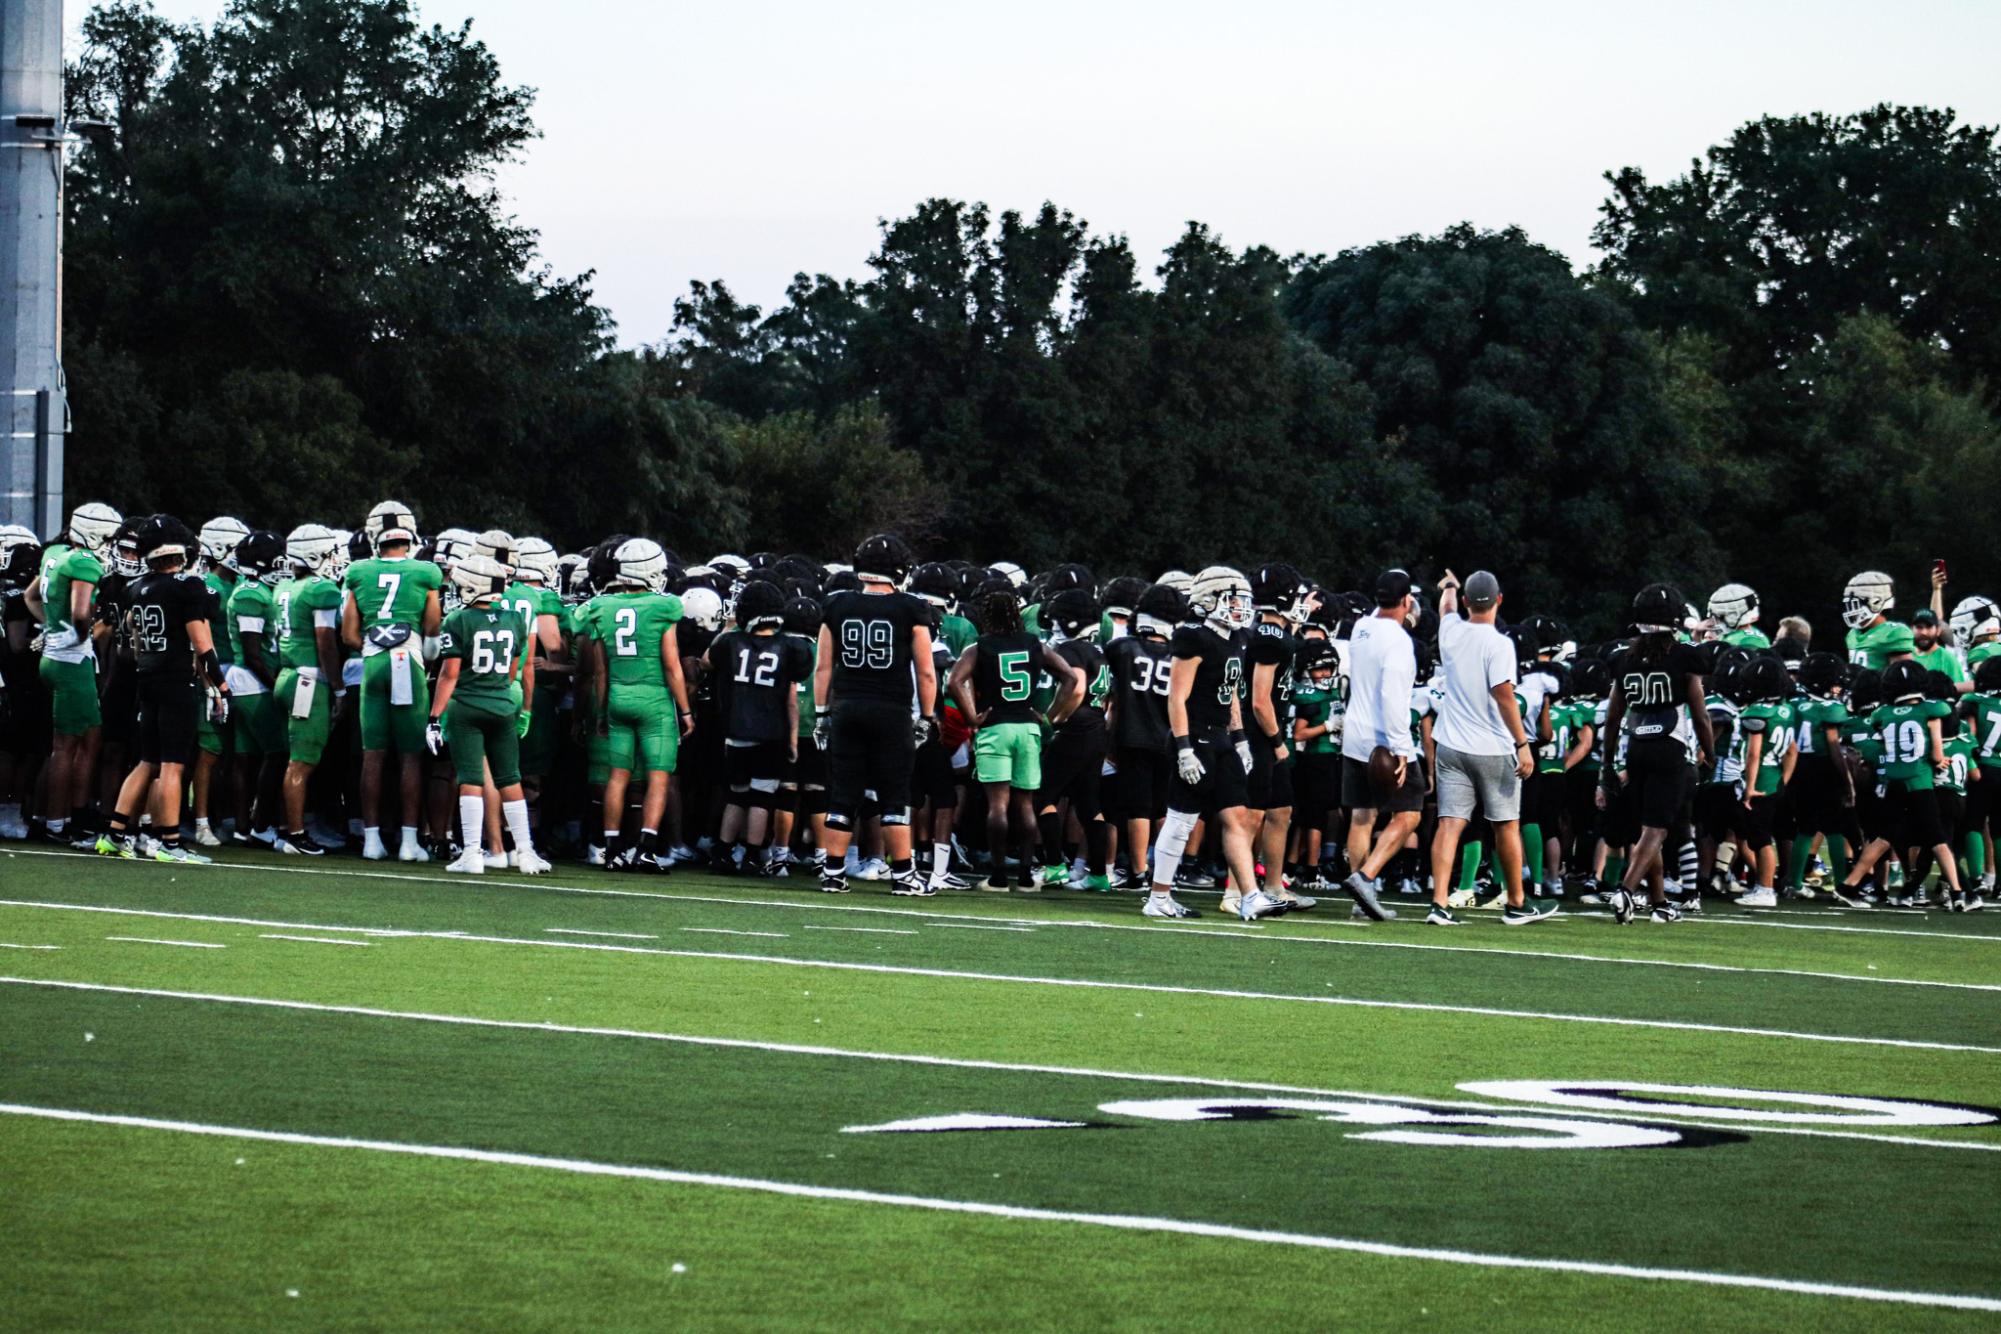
[
  {"xmin": 880, "ymin": 808, "xmax": 911, "ymax": 827},
  {"xmin": 825, "ymin": 809, "xmax": 854, "ymax": 833}
]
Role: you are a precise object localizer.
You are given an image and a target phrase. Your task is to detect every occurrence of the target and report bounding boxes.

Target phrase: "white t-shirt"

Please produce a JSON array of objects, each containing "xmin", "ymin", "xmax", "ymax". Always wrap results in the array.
[
  {"xmin": 1434, "ymin": 614, "xmax": 1520, "ymax": 757},
  {"xmin": 1342, "ymin": 614, "xmax": 1417, "ymax": 762}
]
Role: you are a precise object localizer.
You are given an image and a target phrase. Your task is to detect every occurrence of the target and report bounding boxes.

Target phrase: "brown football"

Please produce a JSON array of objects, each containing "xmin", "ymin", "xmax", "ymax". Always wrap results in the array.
[{"xmin": 1367, "ymin": 745, "xmax": 1401, "ymax": 794}]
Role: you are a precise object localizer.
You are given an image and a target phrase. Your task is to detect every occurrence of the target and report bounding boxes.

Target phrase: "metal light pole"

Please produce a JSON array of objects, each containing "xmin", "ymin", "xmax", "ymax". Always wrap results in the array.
[{"xmin": 0, "ymin": 0, "xmax": 67, "ymax": 538}]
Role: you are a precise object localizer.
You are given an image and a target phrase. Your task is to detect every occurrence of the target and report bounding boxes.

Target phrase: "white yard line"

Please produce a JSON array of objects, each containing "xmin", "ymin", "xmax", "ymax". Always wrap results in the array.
[
  {"xmin": 260, "ymin": 934, "xmax": 373, "ymax": 948},
  {"xmin": 1689, "ymin": 917, "xmax": 1998, "ymax": 941},
  {"xmin": 5, "ymin": 1101, "xmax": 1997, "ymax": 1313},
  {"xmin": 929, "ymin": 923, "xmax": 1036, "ymax": 934},
  {"xmin": 0, "ymin": 942, "xmax": 60, "ymax": 950},
  {"xmin": 4, "ymin": 976, "xmax": 1991, "ymax": 1154},
  {"xmin": 103, "ymin": 936, "xmax": 224, "ymax": 950},
  {"xmin": 680, "ymin": 928, "xmax": 789, "ymax": 939},
  {"xmin": 804, "ymin": 926, "xmax": 918, "ymax": 936},
  {"xmin": 545, "ymin": 928, "xmax": 659, "ymax": 940}
]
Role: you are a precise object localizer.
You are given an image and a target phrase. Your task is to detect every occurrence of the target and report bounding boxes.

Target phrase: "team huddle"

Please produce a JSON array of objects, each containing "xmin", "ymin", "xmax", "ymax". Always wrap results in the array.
[{"xmin": 0, "ymin": 500, "xmax": 1995, "ymax": 926}]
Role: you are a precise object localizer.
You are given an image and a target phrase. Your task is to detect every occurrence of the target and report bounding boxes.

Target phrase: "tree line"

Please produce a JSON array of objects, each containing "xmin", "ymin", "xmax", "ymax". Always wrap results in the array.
[{"xmin": 62, "ymin": 0, "xmax": 2001, "ymax": 636}]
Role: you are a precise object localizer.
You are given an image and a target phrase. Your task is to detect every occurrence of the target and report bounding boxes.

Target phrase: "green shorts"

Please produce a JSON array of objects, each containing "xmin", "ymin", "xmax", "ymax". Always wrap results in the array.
[
  {"xmin": 232, "ymin": 691, "xmax": 285, "ymax": 756},
  {"xmin": 519, "ymin": 684, "xmax": 562, "ymax": 778},
  {"xmin": 973, "ymin": 721, "xmax": 1043, "ymax": 790},
  {"xmin": 274, "ymin": 667, "xmax": 332, "ymax": 766},
  {"xmin": 606, "ymin": 683, "xmax": 678, "ymax": 774},
  {"xmin": 196, "ymin": 710, "xmax": 224, "ymax": 757},
  {"xmin": 359, "ymin": 649, "xmax": 431, "ymax": 754},
  {"xmin": 39, "ymin": 657, "xmax": 100, "ymax": 736},
  {"xmin": 445, "ymin": 698, "xmax": 521, "ymax": 788}
]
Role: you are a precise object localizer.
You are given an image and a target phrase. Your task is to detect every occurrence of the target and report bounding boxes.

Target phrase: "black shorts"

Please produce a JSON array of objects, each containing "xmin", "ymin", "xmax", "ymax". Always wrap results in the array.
[
  {"xmin": 1739, "ymin": 791, "xmax": 1779, "ymax": 851},
  {"xmin": 1938, "ymin": 789, "xmax": 1969, "ymax": 843},
  {"xmin": 1246, "ymin": 736, "xmax": 1294, "ymax": 811},
  {"xmin": 1519, "ymin": 770, "xmax": 1564, "ymax": 828},
  {"xmin": 1340, "ymin": 754, "xmax": 1424, "ymax": 814},
  {"xmin": 1885, "ymin": 783, "xmax": 1948, "ymax": 851},
  {"xmin": 1292, "ymin": 752, "xmax": 1340, "ymax": 831},
  {"xmin": 724, "ymin": 739, "xmax": 793, "ymax": 792},
  {"xmin": 1041, "ymin": 726, "xmax": 1108, "ymax": 821},
  {"xmin": 1963, "ymin": 767, "xmax": 2001, "ymax": 836},
  {"xmin": 791, "ymin": 735, "xmax": 827, "ymax": 790},
  {"xmin": 1695, "ymin": 782, "xmax": 1739, "ymax": 844},
  {"xmin": 1791, "ymin": 754, "xmax": 1863, "ymax": 846},
  {"xmin": 102, "ymin": 668, "xmax": 139, "ymax": 747},
  {"xmin": 826, "ymin": 698, "xmax": 914, "ymax": 821},
  {"xmin": 136, "ymin": 674, "xmax": 201, "ymax": 767},
  {"xmin": 911, "ymin": 737, "xmax": 958, "ymax": 812},
  {"xmin": 1170, "ymin": 737, "xmax": 1249, "ymax": 816},
  {"xmin": 1109, "ymin": 746, "xmax": 1170, "ymax": 823},
  {"xmin": 1623, "ymin": 738, "xmax": 1691, "ymax": 830},
  {"xmin": 1564, "ymin": 767, "xmax": 1601, "ymax": 847}
]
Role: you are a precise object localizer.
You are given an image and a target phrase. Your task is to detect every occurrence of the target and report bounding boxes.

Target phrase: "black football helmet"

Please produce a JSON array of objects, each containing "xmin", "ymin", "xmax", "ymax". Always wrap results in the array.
[
  {"xmin": 233, "ymin": 530, "xmax": 286, "ymax": 584},
  {"xmin": 1881, "ymin": 658, "xmax": 1928, "ymax": 702},
  {"xmin": 852, "ymin": 533, "xmax": 913, "ymax": 585},
  {"xmin": 1631, "ymin": 583, "xmax": 1684, "ymax": 634},
  {"xmin": 1044, "ymin": 563, "xmax": 1095, "ymax": 596},
  {"xmin": 781, "ymin": 596, "xmax": 822, "ymax": 638},
  {"xmin": 1800, "ymin": 652, "xmax": 1847, "ymax": 694},
  {"xmin": 1249, "ymin": 562, "xmax": 1306, "ymax": 616},
  {"xmin": 825, "ymin": 569, "xmax": 863, "ymax": 596},
  {"xmin": 1132, "ymin": 583, "xmax": 1188, "ymax": 638},
  {"xmin": 587, "ymin": 535, "xmax": 633, "ymax": 594},
  {"xmin": 1976, "ymin": 656, "xmax": 2001, "ymax": 695},
  {"xmin": 734, "ymin": 578, "xmax": 786, "ymax": 631},
  {"xmin": 1045, "ymin": 588, "xmax": 1100, "ymax": 639},
  {"xmin": 136, "ymin": 514, "xmax": 196, "ymax": 568},
  {"xmin": 907, "ymin": 562, "xmax": 959, "ymax": 610},
  {"xmin": 1848, "ymin": 668, "xmax": 1883, "ymax": 712},
  {"xmin": 1100, "ymin": 576, "xmax": 1147, "ymax": 619},
  {"xmin": 1568, "ymin": 657, "xmax": 1611, "ymax": 699},
  {"xmin": 1739, "ymin": 654, "xmax": 1792, "ymax": 703}
]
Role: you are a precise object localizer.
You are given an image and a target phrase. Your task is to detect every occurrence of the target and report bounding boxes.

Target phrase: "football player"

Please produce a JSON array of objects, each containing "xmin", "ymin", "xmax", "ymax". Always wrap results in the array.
[
  {"xmin": 1036, "ymin": 588, "xmax": 1112, "ymax": 890},
  {"xmin": 1708, "ymin": 584, "xmax": 1768, "ymax": 650},
  {"xmin": 506, "ymin": 537, "xmax": 570, "ymax": 826},
  {"xmin": 1833, "ymin": 659, "xmax": 1972, "ymax": 910},
  {"xmin": 705, "ymin": 579, "xmax": 813, "ymax": 874},
  {"xmin": 1103, "ymin": 583, "xmax": 1183, "ymax": 889},
  {"xmin": 1730, "ymin": 655, "xmax": 1796, "ymax": 907},
  {"xmin": 271, "ymin": 524, "xmax": 348, "ymax": 855},
  {"xmin": 23, "ymin": 501, "xmax": 119, "ymax": 842},
  {"xmin": 343, "ymin": 502, "xmax": 444, "ymax": 861},
  {"xmin": 593, "ymin": 539, "xmax": 692, "ymax": 872},
  {"xmin": 1950, "ymin": 596, "xmax": 2001, "ymax": 671},
  {"xmin": 1843, "ymin": 571, "xmax": 1914, "ymax": 670},
  {"xmin": 188, "ymin": 516, "xmax": 249, "ymax": 848},
  {"xmin": 1245, "ymin": 563, "xmax": 1316, "ymax": 909},
  {"xmin": 222, "ymin": 530, "xmax": 288, "ymax": 847},
  {"xmin": 426, "ymin": 553, "xmax": 550, "ymax": 876}
]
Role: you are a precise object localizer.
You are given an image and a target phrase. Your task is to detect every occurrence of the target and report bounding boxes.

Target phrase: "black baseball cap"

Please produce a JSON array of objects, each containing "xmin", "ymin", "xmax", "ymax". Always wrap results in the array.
[
  {"xmin": 1913, "ymin": 608, "xmax": 1939, "ymax": 626},
  {"xmin": 1374, "ymin": 568, "xmax": 1413, "ymax": 607}
]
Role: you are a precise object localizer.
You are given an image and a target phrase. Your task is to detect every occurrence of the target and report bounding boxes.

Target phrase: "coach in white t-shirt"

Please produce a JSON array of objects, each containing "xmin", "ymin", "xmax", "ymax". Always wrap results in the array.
[
  {"xmin": 1338, "ymin": 569, "xmax": 1422, "ymax": 921},
  {"xmin": 1427, "ymin": 569, "xmax": 1550, "ymax": 926}
]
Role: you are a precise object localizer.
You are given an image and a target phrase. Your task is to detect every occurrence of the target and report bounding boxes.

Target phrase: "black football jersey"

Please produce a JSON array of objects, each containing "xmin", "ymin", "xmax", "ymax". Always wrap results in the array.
[
  {"xmin": 128, "ymin": 571, "xmax": 211, "ymax": 677},
  {"xmin": 1105, "ymin": 635, "xmax": 1172, "ymax": 752},
  {"xmin": 1052, "ymin": 638, "xmax": 1108, "ymax": 733},
  {"xmin": 971, "ymin": 631, "xmax": 1046, "ymax": 725},
  {"xmin": 1170, "ymin": 623, "xmax": 1244, "ymax": 741},
  {"xmin": 712, "ymin": 629, "xmax": 814, "ymax": 744},
  {"xmin": 1248, "ymin": 620, "xmax": 1298, "ymax": 712},
  {"xmin": 823, "ymin": 589, "xmax": 923, "ymax": 705},
  {"xmin": 1610, "ymin": 641, "xmax": 1706, "ymax": 741}
]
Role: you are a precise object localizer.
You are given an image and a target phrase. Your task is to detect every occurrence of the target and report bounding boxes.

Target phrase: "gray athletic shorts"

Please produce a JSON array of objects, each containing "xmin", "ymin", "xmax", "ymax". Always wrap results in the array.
[{"xmin": 1436, "ymin": 744, "xmax": 1521, "ymax": 823}]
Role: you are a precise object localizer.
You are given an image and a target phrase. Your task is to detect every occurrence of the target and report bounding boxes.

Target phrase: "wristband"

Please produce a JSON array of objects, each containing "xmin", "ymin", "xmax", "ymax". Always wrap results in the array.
[
  {"xmin": 198, "ymin": 648, "xmax": 225, "ymax": 690},
  {"xmin": 1261, "ymin": 727, "xmax": 1281, "ymax": 746},
  {"xmin": 1516, "ymin": 738, "xmax": 1532, "ymax": 749},
  {"xmin": 1229, "ymin": 728, "xmax": 1248, "ymax": 746},
  {"xmin": 1173, "ymin": 736, "xmax": 1193, "ymax": 751}
]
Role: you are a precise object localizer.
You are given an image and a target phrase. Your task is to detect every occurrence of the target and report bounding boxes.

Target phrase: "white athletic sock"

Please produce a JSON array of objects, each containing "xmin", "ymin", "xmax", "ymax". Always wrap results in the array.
[
  {"xmin": 503, "ymin": 799, "xmax": 534, "ymax": 854},
  {"xmin": 400, "ymin": 825, "xmax": 419, "ymax": 849},
  {"xmin": 47, "ymin": 817, "xmax": 65, "ymax": 833},
  {"xmin": 458, "ymin": 796, "xmax": 483, "ymax": 852},
  {"xmin": 931, "ymin": 843, "xmax": 950, "ymax": 878}
]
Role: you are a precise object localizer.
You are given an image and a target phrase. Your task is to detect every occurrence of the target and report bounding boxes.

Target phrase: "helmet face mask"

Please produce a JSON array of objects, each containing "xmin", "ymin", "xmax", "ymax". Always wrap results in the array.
[
  {"xmin": 198, "ymin": 516, "xmax": 250, "ymax": 569},
  {"xmin": 1630, "ymin": 582, "xmax": 1685, "ymax": 635},
  {"xmin": 1707, "ymin": 583, "xmax": 1758, "ymax": 631},
  {"xmin": 68, "ymin": 501, "xmax": 123, "ymax": 557},
  {"xmin": 1842, "ymin": 571, "xmax": 1894, "ymax": 630},
  {"xmin": 1190, "ymin": 566, "xmax": 1253, "ymax": 632},
  {"xmin": 285, "ymin": 523, "xmax": 343, "ymax": 580},
  {"xmin": 1951, "ymin": 596, "xmax": 1999, "ymax": 645},
  {"xmin": 612, "ymin": 538, "xmax": 669, "ymax": 593}
]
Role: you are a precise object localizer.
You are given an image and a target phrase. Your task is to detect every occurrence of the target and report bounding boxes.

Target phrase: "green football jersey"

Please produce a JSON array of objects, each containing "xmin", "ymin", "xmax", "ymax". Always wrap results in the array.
[
  {"xmin": 202, "ymin": 570, "xmax": 237, "ymax": 665},
  {"xmin": 1869, "ymin": 699, "xmax": 1952, "ymax": 789},
  {"xmin": 1941, "ymin": 728, "xmax": 1976, "ymax": 795},
  {"xmin": 939, "ymin": 613, "xmax": 978, "ymax": 659},
  {"xmin": 503, "ymin": 582, "xmax": 563, "ymax": 647},
  {"xmin": 439, "ymin": 600, "xmax": 531, "ymax": 710},
  {"xmin": 594, "ymin": 591, "xmax": 684, "ymax": 688},
  {"xmin": 1731, "ymin": 701, "xmax": 1791, "ymax": 796},
  {"xmin": 1966, "ymin": 693, "xmax": 2001, "ymax": 769},
  {"xmin": 38, "ymin": 542, "xmax": 102, "ymax": 638},
  {"xmin": 1723, "ymin": 626, "xmax": 1771, "ymax": 650},
  {"xmin": 1847, "ymin": 620, "xmax": 1915, "ymax": 670},
  {"xmin": 345, "ymin": 555, "xmax": 442, "ymax": 631},
  {"xmin": 1967, "ymin": 641, "xmax": 2001, "ymax": 670},
  {"xmin": 275, "ymin": 576, "xmax": 343, "ymax": 670},
  {"xmin": 1290, "ymin": 684, "xmax": 1340, "ymax": 755},
  {"xmin": 1912, "ymin": 643, "xmax": 1968, "ymax": 684},
  {"xmin": 1792, "ymin": 695, "xmax": 1851, "ymax": 757},
  {"xmin": 227, "ymin": 579, "xmax": 277, "ymax": 671},
  {"xmin": 793, "ymin": 632, "xmax": 818, "ymax": 738}
]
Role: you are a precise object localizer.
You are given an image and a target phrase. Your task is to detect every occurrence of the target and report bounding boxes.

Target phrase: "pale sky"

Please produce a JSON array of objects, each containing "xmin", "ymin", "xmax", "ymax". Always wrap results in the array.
[{"xmin": 134, "ymin": 0, "xmax": 2001, "ymax": 346}]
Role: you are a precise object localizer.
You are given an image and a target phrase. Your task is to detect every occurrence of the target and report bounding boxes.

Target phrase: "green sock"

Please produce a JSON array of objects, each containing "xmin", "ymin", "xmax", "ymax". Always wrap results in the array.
[
  {"xmin": 1605, "ymin": 855, "xmax": 1626, "ymax": 887},
  {"xmin": 1458, "ymin": 842, "xmax": 1484, "ymax": 892},
  {"xmin": 1522, "ymin": 824, "xmax": 1545, "ymax": 891},
  {"xmin": 1965, "ymin": 832, "xmax": 1985, "ymax": 882},
  {"xmin": 1827, "ymin": 836, "xmax": 1848, "ymax": 886},
  {"xmin": 1787, "ymin": 834, "xmax": 1816, "ymax": 890}
]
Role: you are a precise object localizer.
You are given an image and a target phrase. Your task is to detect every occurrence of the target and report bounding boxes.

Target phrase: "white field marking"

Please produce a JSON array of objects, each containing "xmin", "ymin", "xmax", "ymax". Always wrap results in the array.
[
  {"xmin": 4, "ymin": 898, "xmax": 1996, "ymax": 1054},
  {"xmin": 12, "ymin": 850, "xmax": 2001, "ymax": 982},
  {"xmin": 6, "ymin": 1104, "xmax": 1999, "ymax": 1314},
  {"xmin": 546, "ymin": 928, "xmax": 659, "ymax": 940},
  {"xmin": 1765, "ymin": 908, "xmax": 1927, "ymax": 919},
  {"xmin": 260, "ymin": 934, "xmax": 372, "ymax": 948},
  {"xmin": 0, "ymin": 942, "xmax": 59, "ymax": 950},
  {"xmin": 1689, "ymin": 917, "xmax": 2001, "ymax": 942},
  {"xmin": 928, "ymin": 923, "xmax": 1036, "ymax": 934},
  {"xmin": 804, "ymin": 926, "xmax": 918, "ymax": 936},
  {"xmin": 103, "ymin": 936, "xmax": 224, "ymax": 950},
  {"xmin": 680, "ymin": 928, "xmax": 789, "ymax": 940},
  {"xmin": 5, "ymin": 976, "xmax": 1994, "ymax": 1154}
]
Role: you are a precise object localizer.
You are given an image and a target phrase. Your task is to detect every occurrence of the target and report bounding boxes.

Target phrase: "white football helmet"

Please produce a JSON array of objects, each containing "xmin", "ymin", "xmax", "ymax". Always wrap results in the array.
[
  {"xmin": 1842, "ymin": 571, "xmax": 1894, "ymax": 630},
  {"xmin": 514, "ymin": 536, "xmax": 558, "ymax": 587},
  {"xmin": 1189, "ymin": 566, "xmax": 1254, "ymax": 631},
  {"xmin": 364, "ymin": 501, "xmax": 419, "ymax": 552},
  {"xmin": 285, "ymin": 523, "xmax": 343, "ymax": 579},
  {"xmin": 709, "ymin": 553, "xmax": 750, "ymax": 584},
  {"xmin": 556, "ymin": 553, "xmax": 589, "ymax": 604},
  {"xmin": 1156, "ymin": 569, "xmax": 1194, "ymax": 596},
  {"xmin": 433, "ymin": 527, "xmax": 476, "ymax": 570},
  {"xmin": 990, "ymin": 560, "xmax": 1027, "ymax": 589},
  {"xmin": 67, "ymin": 501, "xmax": 122, "ymax": 556},
  {"xmin": 198, "ymin": 516, "xmax": 250, "ymax": 569},
  {"xmin": 1951, "ymin": 595, "xmax": 2000, "ymax": 645},
  {"xmin": 680, "ymin": 585, "xmax": 725, "ymax": 632},
  {"xmin": 450, "ymin": 553, "xmax": 510, "ymax": 605},
  {"xmin": 0, "ymin": 523, "xmax": 40, "ymax": 573},
  {"xmin": 613, "ymin": 538, "xmax": 669, "ymax": 593},
  {"xmin": 473, "ymin": 528, "xmax": 516, "ymax": 572},
  {"xmin": 1707, "ymin": 583, "xmax": 1758, "ymax": 630}
]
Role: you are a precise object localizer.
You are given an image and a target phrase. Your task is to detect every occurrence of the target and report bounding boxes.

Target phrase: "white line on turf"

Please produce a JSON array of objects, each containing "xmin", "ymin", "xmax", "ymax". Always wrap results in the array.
[
  {"xmin": 1690, "ymin": 917, "xmax": 1999, "ymax": 941},
  {"xmin": 0, "ymin": 942, "xmax": 59, "ymax": 950},
  {"xmin": 260, "ymin": 934, "xmax": 373, "ymax": 947},
  {"xmin": 929, "ymin": 923, "xmax": 1036, "ymax": 933},
  {"xmin": 5, "ymin": 976, "xmax": 1990, "ymax": 1153},
  {"xmin": 804, "ymin": 926, "xmax": 918, "ymax": 936},
  {"xmin": 545, "ymin": 928, "xmax": 659, "ymax": 940},
  {"xmin": 680, "ymin": 928, "xmax": 789, "ymax": 939},
  {"xmin": 103, "ymin": 936, "xmax": 224, "ymax": 949},
  {"xmin": 2, "ymin": 901, "xmax": 1991, "ymax": 1053},
  {"xmin": 5, "ymin": 1102, "xmax": 1996, "ymax": 1313}
]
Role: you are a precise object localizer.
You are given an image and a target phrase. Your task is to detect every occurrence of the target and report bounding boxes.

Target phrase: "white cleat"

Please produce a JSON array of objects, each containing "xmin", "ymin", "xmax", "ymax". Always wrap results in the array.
[
  {"xmin": 446, "ymin": 849, "xmax": 486, "ymax": 875},
  {"xmin": 1218, "ymin": 890, "xmax": 1242, "ymax": 916},
  {"xmin": 193, "ymin": 824, "xmax": 225, "ymax": 850},
  {"xmin": 1141, "ymin": 894, "xmax": 1201, "ymax": 919},
  {"xmin": 362, "ymin": 831, "xmax": 389, "ymax": 861},
  {"xmin": 586, "ymin": 844, "xmax": 606, "ymax": 867},
  {"xmin": 483, "ymin": 851, "xmax": 509, "ymax": 871},
  {"xmin": 512, "ymin": 848, "xmax": 553, "ymax": 876},
  {"xmin": 399, "ymin": 840, "xmax": 430, "ymax": 864},
  {"xmin": 1736, "ymin": 887, "xmax": 1778, "ymax": 908},
  {"xmin": 1238, "ymin": 889, "xmax": 1289, "ymax": 921}
]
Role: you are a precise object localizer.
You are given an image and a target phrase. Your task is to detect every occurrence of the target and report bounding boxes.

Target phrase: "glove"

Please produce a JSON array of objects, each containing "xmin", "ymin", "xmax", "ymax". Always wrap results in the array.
[
  {"xmin": 517, "ymin": 709, "xmax": 533, "ymax": 739},
  {"xmin": 42, "ymin": 624, "xmax": 79, "ymax": 654},
  {"xmin": 207, "ymin": 686, "xmax": 230, "ymax": 726},
  {"xmin": 914, "ymin": 714, "xmax": 936, "ymax": 747},
  {"xmin": 425, "ymin": 719, "xmax": 446, "ymax": 757},
  {"xmin": 1232, "ymin": 730, "xmax": 1253, "ymax": 773},
  {"xmin": 1175, "ymin": 741, "xmax": 1205, "ymax": 786},
  {"xmin": 812, "ymin": 715, "xmax": 830, "ymax": 752}
]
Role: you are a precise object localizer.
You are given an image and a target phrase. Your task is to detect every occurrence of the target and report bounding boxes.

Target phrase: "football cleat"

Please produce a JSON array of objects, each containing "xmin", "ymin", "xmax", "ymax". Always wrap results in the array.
[
  {"xmin": 1141, "ymin": 894, "xmax": 1201, "ymax": 919},
  {"xmin": 94, "ymin": 834, "xmax": 136, "ymax": 859},
  {"xmin": 1611, "ymin": 888, "xmax": 1637, "ymax": 925},
  {"xmin": 483, "ymin": 851, "xmax": 509, "ymax": 871},
  {"xmin": 890, "ymin": 872, "xmax": 935, "ymax": 897},
  {"xmin": 193, "ymin": 824, "xmax": 225, "ymax": 850},
  {"xmin": 155, "ymin": 845, "xmax": 211, "ymax": 865},
  {"xmin": 274, "ymin": 831, "xmax": 326, "ymax": 857},
  {"xmin": 1218, "ymin": 890, "xmax": 1242, "ymax": 916},
  {"xmin": 1344, "ymin": 872, "xmax": 1391, "ymax": 922},
  {"xmin": 929, "ymin": 871, "xmax": 973, "ymax": 892},
  {"xmin": 1502, "ymin": 900, "xmax": 1558, "ymax": 926},
  {"xmin": 513, "ymin": 849, "xmax": 553, "ymax": 876},
  {"xmin": 819, "ymin": 870, "xmax": 850, "ymax": 894},
  {"xmin": 399, "ymin": 839, "xmax": 430, "ymax": 864},
  {"xmin": 1237, "ymin": 889, "xmax": 1288, "ymax": 921},
  {"xmin": 1650, "ymin": 902, "xmax": 1683, "ymax": 925},
  {"xmin": 1274, "ymin": 885, "xmax": 1318, "ymax": 911},
  {"xmin": 1425, "ymin": 905, "xmax": 1462, "ymax": 926},
  {"xmin": 1734, "ymin": 887, "xmax": 1775, "ymax": 908},
  {"xmin": 446, "ymin": 848, "xmax": 486, "ymax": 875}
]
